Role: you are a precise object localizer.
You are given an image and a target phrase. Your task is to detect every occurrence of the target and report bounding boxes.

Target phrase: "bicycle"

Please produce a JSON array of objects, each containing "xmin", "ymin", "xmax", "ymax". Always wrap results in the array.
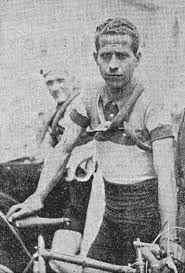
[
  {"xmin": 0, "ymin": 211, "xmax": 183, "ymax": 273},
  {"xmin": 2, "ymin": 213, "xmax": 181, "ymax": 273}
]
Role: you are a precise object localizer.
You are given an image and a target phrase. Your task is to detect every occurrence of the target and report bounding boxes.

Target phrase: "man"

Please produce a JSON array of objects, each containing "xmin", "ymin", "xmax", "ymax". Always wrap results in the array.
[
  {"xmin": 42, "ymin": 68, "xmax": 96, "ymax": 273},
  {"xmin": 11, "ymin": 68, "xmax": 95, "ymax": 273},
  {"xmin": 7, "ymin": 18, "xmax": 182, "ymax": 272}
]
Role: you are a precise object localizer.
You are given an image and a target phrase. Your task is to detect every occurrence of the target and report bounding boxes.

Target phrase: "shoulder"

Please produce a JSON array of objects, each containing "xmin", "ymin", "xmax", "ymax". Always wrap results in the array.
[
  {"xmin": 65, "ymin": 79, "xmax": 105, "ymax": 127},
  {"xmin": 137, "ymin": 80, "xmax": 167, "ymax": 113},
  {"xmin": 133, "ymin": 72, "xmax": 164, "ymax": 109},
  {"xmin": 132, "ymin": 76, "xmax": 151, "ymax": 111}
]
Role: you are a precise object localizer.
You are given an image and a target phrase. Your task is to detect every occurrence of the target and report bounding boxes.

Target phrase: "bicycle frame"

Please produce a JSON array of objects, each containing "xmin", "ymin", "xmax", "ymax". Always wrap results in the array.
[
  {"xmin": 24, "ymin": 233, "xmax": 137, "ymax": 273},
  {"xmin": 14, "ymin": 217, "xmax": 178, "ymax": 273}
]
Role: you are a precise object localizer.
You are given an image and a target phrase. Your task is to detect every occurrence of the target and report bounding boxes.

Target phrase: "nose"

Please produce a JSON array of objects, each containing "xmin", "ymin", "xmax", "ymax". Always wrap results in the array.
[
  {"xmin": 51, "ymin": 81, "xmax": 61, "ymax": 92},
  {"xmin": 109, "ymin": 54, "xmax": 119, "ymax": 73}
]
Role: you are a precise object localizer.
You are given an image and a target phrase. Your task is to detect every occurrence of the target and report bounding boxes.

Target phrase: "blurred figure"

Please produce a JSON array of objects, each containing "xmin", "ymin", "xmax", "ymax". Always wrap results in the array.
[
  {"xmin": 8, "ymin": 68, "xmax": 96, "ymax": 273},
  {"xmin": 39, "ymin": 68, "xmax": 96, "ymax": 273}
]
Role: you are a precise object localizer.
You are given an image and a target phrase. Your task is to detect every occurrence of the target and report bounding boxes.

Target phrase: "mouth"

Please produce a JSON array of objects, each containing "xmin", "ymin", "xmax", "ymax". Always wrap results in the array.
[
  {"xmin": 52, "ymin": 91, "xmax": 67, "ymax": 101},
  {"xmin": 106, "ymin": 73, "xmax": 123, "ymax": 77},
  {"xmin": 105, "ymin": 74, "xmax": 123, "ymax": 80}
]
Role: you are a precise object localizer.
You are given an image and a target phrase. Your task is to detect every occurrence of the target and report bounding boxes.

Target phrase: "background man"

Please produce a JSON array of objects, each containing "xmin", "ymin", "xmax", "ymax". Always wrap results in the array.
[{"xmin": 11, "ymin": 68, "xmax": 95, "ymax": 273}]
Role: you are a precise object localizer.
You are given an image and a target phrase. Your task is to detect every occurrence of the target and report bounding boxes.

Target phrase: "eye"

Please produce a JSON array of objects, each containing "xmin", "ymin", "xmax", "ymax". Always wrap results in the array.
[
  {"xmin": 57, "ymin": 78, "xmax": 65, "ymax": 83},
  {"xmin": 116, "ymin": 53, "xmax": 129, "ymax": 60},
  {"xmin": 100, "ymin": 52, "xmax": 112, "ymax": 60},
  {"xmin": 46, "ymin": 80, "xmax": 54, "ymax": 86}
]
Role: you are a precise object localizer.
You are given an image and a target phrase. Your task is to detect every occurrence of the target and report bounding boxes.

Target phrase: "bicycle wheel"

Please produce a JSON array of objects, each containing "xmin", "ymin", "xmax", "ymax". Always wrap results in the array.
[{"xmin": 0, "ymin": 265, "xmax": 14, "ymax": 273}]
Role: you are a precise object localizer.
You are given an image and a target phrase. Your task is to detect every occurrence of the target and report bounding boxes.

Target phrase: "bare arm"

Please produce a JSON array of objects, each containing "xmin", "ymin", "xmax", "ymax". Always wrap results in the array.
[
  {"xmin": 36, "ymin": 122, "xmax": 83, "ymax": 201},
  {"xmin": 153, "ymin": 137, "xmax": 177, "ymax": 237},
  {"xmin": 40, "ymin": 133, "xmax": 56, "ymax": 158},
  {"xmin": 7, "ymin": 121, "xmax": 83, "ymax": 221},
  {"xmin": 152, "ymin": 137, "xmax": 185, "ymax": 265}
]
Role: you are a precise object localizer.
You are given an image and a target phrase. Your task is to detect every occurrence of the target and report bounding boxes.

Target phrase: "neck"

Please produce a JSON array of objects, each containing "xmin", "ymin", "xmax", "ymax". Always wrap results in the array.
[{"xmin": 107, "ymin": 78, "xmax": 136, "ymax": 102}]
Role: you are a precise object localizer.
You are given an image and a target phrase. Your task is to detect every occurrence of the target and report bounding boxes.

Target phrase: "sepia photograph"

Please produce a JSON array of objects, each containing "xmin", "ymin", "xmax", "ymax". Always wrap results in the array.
[{"xmin": 0, "ymin": 1, "xmax": 185, "ymax": 272}]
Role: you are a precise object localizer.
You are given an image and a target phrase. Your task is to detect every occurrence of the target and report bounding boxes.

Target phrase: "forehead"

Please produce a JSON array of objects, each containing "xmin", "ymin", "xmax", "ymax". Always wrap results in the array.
[
  {"xmin": 45, "ymin": 71, "xmax": 69, "ymax": 82},
  {"xmin": 98, "ymin": 34, "xmax": 133, "ymax": 52}
]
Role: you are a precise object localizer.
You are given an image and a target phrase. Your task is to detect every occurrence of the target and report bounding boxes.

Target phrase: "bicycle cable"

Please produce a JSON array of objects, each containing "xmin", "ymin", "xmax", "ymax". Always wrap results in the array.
[{"xmin": 152, "ymin": 226, "xmax": 185, "ymax": 244}]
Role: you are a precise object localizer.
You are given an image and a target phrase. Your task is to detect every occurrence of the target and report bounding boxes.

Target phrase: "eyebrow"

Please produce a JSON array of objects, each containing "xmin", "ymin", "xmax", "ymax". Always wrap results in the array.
[
  {"xmin": 46, "ymin": 80, "xmax": 54, "ymax": 84},
  {"xmin": 99, "ymin": 48, "xmax": 130, "ymax": 54},
  {"xmin": 56, "ymin": 77, "xmax": 65, "ymax": 81},
  {"xmin": 46, "ymin": 77, "xmax": 65, "ymax": 83}
]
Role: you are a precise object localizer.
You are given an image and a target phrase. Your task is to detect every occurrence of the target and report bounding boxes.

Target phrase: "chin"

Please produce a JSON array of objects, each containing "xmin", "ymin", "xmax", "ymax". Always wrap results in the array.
[
  {"xmin": 57, "ymin": 95, "xmax": 68, "ymax": 103},
  {"xmin": 106, "ymin": 80, "xmax": 125, "ymax": 89},
  {"xmin": 57, "ymin": 100, "xmax": 66, "ymax": 104}
]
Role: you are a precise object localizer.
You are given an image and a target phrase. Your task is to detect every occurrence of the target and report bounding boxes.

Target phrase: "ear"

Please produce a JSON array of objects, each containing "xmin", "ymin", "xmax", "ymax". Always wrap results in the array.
[
  {"xmin": 135, "ymin": 51, "xmax": 141, "ymax": 67},
  {"xmin": 93, "ymin": 52, "xmax": 98, "ymax": 66}
]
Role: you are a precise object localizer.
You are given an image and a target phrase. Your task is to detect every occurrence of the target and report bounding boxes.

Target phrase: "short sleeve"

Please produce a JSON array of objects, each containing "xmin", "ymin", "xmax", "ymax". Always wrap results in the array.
[
  {"xmin": 144, "ymin": 97, "xmax": 174, "ymax": 142},
  {"xmin": 58, "ymin": 94, "xmax": 90, "ymax": 129}
]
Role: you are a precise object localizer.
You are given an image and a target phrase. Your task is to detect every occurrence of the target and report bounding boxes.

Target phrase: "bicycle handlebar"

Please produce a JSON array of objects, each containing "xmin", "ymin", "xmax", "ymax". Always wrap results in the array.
[
  {"xmin": 41, "ymin": 249, "xmax": 136, "ymax": 273},
  {"xmin": 15, "ymin": 216, "xmax": 70, "ymax": 228}
]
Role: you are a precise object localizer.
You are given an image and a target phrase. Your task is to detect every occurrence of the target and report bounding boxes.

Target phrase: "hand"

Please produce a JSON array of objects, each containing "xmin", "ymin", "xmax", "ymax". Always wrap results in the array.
[
  {"xmin": 160, "ymin": 238, "xmax": 185, "ymax": 265},
  {"xmin": 6, "ymin": 193, "xmax": 44, "ymax": 222},
  {"xmin": 96, "ymin": 121, "xmax": 112, "ymax": 131},
  {"xmin": 141, "ymin": 246, "xmax": 175, "ymax": 273}
]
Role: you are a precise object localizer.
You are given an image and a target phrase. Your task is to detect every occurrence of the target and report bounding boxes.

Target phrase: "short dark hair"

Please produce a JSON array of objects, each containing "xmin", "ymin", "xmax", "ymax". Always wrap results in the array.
[{"xmin": 95, "ymin": 18, "xmax": 140, "ymax": 55}]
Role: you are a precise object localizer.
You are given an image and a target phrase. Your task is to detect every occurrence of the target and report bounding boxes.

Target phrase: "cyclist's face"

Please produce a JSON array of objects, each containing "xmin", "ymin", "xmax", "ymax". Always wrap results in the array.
[
  {"xmin": 94, "ymin": 34, "xmax": 140, "ymax": 89},
  {"xmin": 45, "ymin": 73, "xmax": 71, "ymax": 104}
]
